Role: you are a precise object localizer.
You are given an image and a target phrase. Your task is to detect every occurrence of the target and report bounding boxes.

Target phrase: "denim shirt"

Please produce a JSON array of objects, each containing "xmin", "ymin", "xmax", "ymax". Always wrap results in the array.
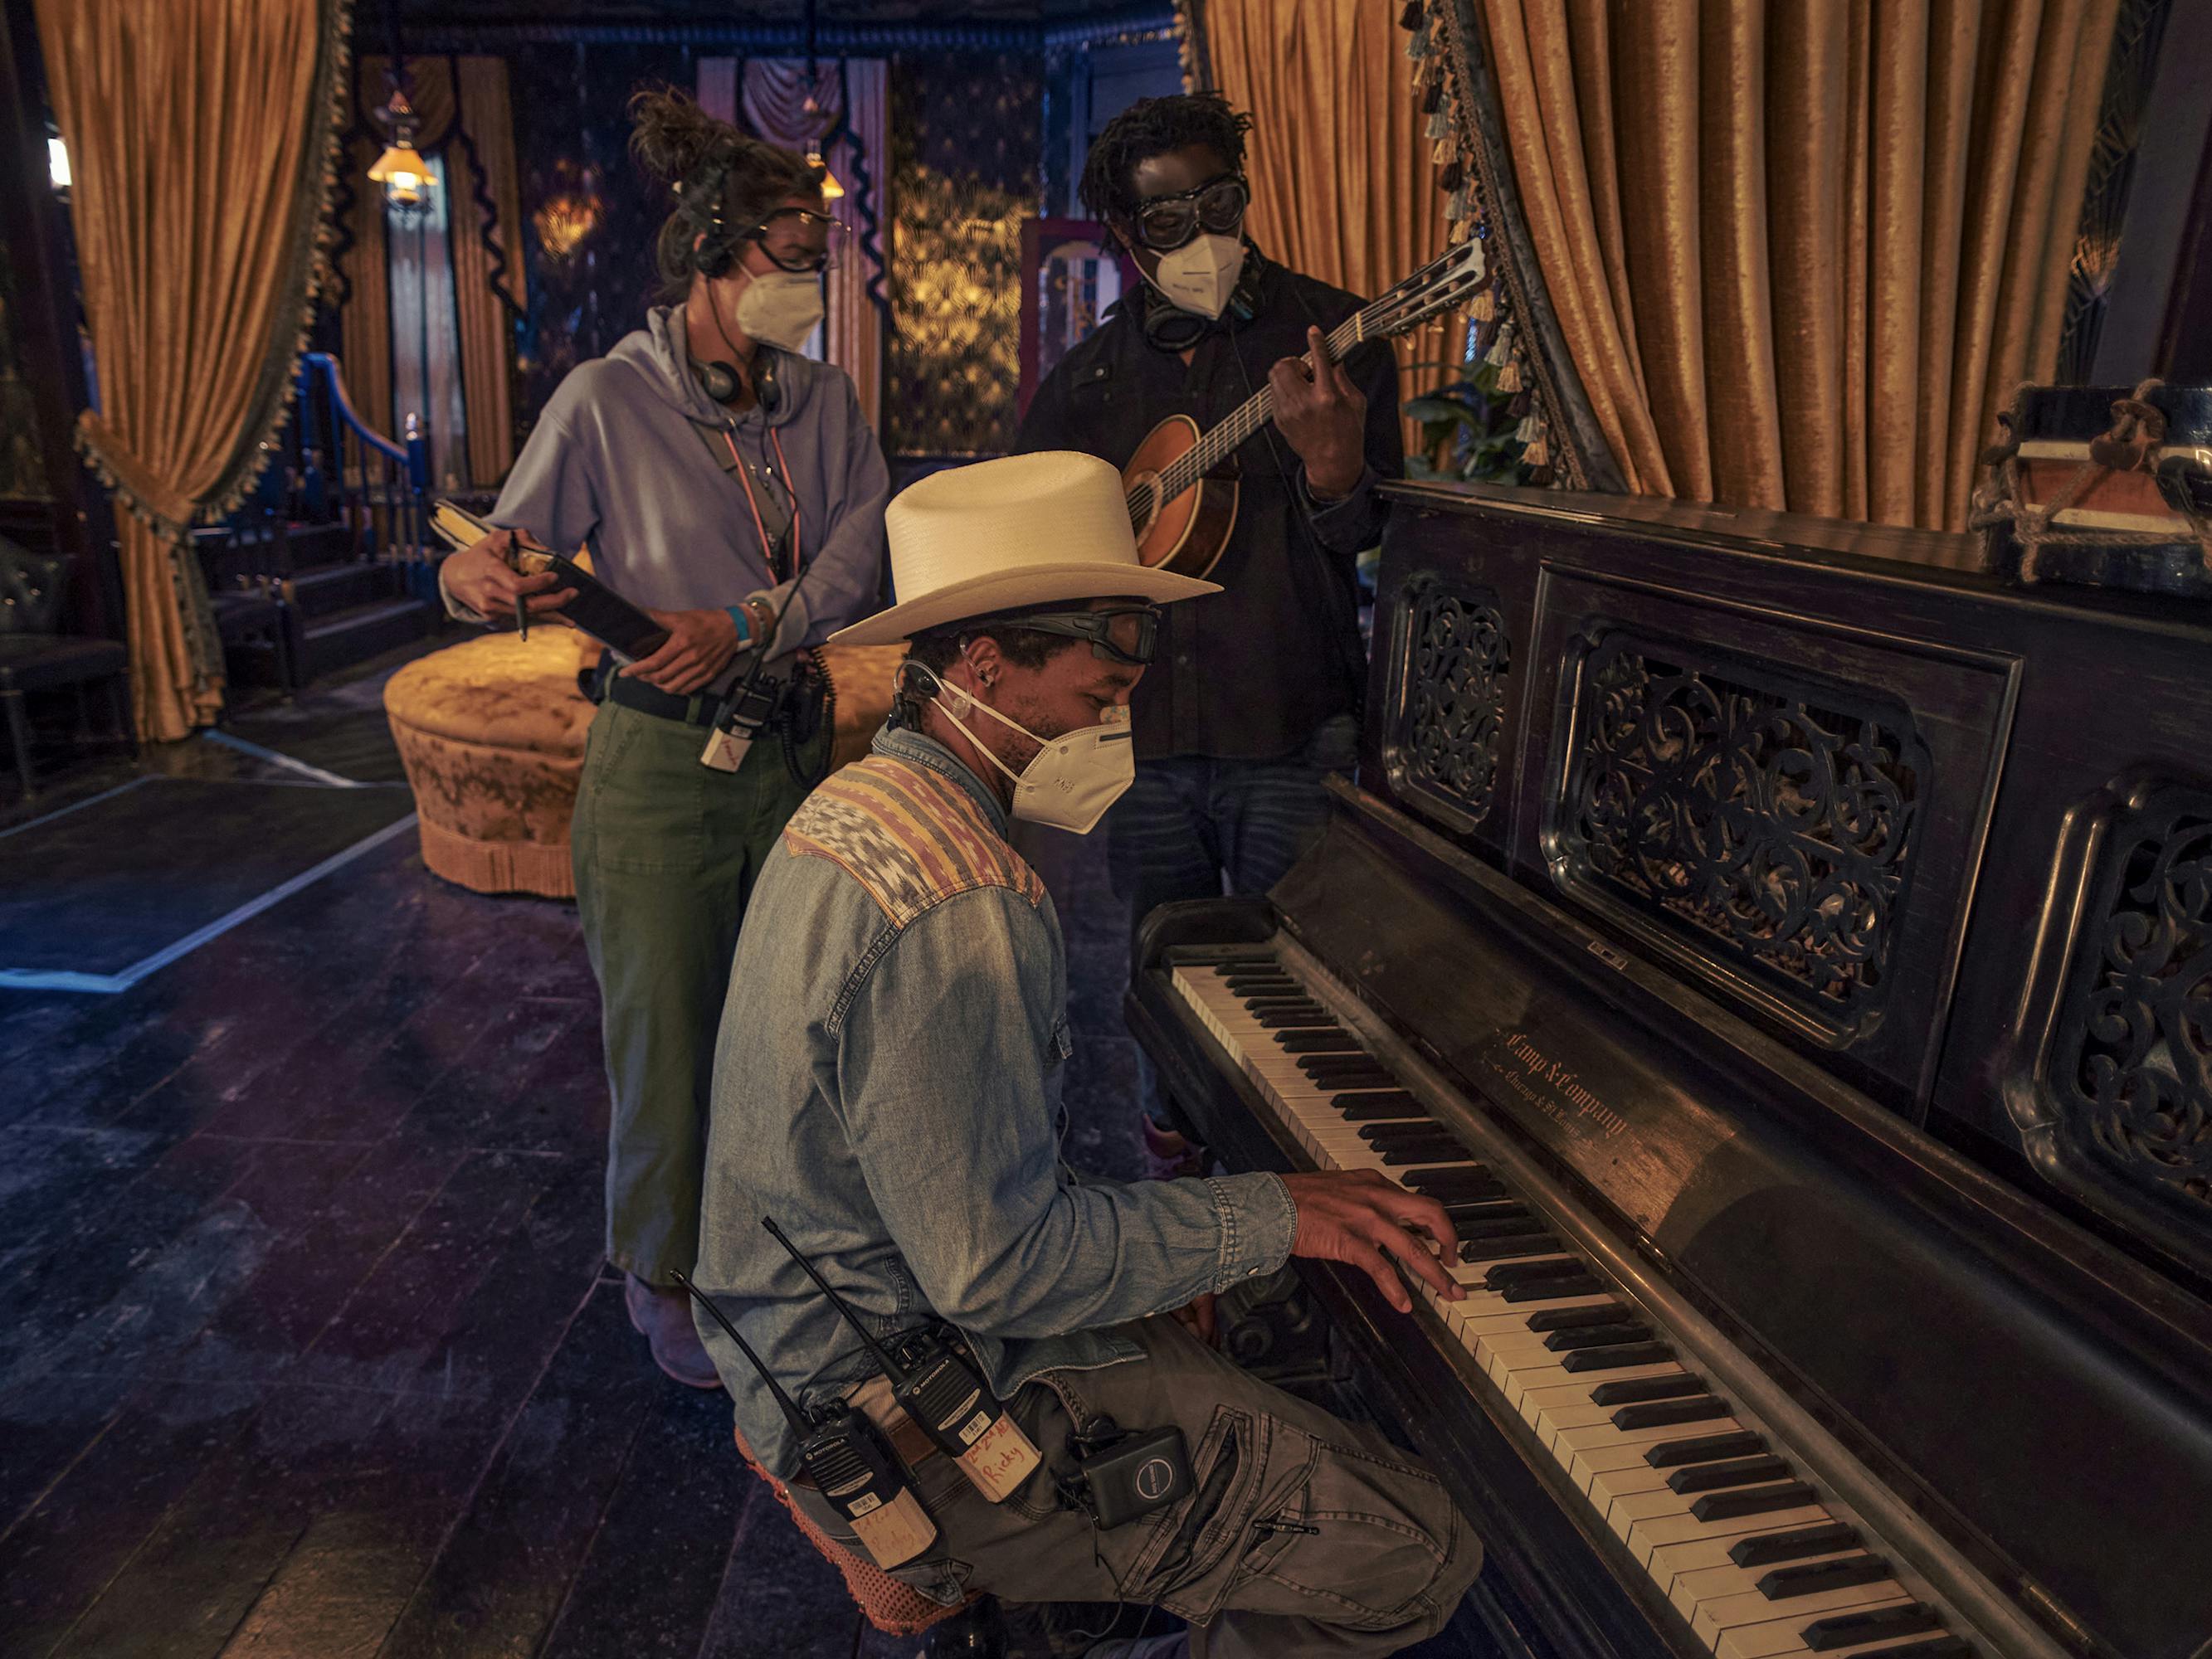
[{"xmin": 696, "ymin": 724, "xmax": 1298, "ymax": 1476}]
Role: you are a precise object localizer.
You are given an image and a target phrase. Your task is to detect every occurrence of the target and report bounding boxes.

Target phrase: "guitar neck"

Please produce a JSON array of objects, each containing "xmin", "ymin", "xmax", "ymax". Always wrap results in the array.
[{"xmin": 1138, "ymin": 309, "xmax": 1372, "ymax": 509}]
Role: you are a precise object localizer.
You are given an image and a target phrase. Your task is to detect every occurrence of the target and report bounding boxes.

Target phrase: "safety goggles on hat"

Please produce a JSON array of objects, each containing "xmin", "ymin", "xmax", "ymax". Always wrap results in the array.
[
  {"xmin": 747, "ymin": 206, "xmax": 845, "ymax": 273},
  {"xmin": 1130, "ymin": 173, "xmax": 1250, "ymax": 252},
  {"xmin": 1004, "ymin": 606, "xmax": 1159, "ymax": 665}
]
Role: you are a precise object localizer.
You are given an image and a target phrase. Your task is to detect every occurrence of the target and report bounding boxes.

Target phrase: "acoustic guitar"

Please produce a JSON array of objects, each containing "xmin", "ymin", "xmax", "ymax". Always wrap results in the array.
[{"xmin": 1123, "ymin": 240, "xmax": 1489, "ymax": 579}]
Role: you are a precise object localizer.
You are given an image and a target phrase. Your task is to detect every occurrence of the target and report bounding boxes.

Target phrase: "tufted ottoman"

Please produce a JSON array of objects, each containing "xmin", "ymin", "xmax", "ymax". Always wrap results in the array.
[
  {"xmin": 384, "ymin": 627, "xmax": 599, "ymax": 897},
  {"xmin": 385, "ymin": 630, "xmax": 911, "ymax": 899}
]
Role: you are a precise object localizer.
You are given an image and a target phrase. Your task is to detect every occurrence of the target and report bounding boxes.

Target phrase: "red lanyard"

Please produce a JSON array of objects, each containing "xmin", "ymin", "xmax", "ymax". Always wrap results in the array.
[{"xmin": 722, "ymin": 425, "xmax": 801, "ymax": 585}]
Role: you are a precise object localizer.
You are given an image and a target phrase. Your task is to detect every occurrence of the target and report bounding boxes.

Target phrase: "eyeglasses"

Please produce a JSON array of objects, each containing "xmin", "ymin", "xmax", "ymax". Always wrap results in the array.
[
  {"xmin": 747, "ymin": 207, "xmax": 845, "ymax": 273},
  {"xmin": 1130, "ymin": 174, "xmax": 1250, "ymax": 252},
  {"xmin": 1006, "ymin": 606, "xmax": 1159, "ymax": 665}
]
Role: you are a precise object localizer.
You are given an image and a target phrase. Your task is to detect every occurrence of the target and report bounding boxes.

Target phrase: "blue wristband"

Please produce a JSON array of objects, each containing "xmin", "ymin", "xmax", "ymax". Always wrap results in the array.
[{"xmin": 725, "ymin": 604, "xmax": 752, "ymax": 643}]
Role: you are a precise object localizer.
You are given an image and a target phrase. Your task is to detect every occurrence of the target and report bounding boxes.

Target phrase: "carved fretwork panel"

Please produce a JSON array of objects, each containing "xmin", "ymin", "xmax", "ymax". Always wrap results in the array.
[
  {"xmin": 1385, "ymin": 580, "xmax": 1512, "ymax": 836},
  {"xmin": 1557, "ymin": 634, "xmax": 1927, "ymax": 1038},
  {"xmin": 2049, "ymin": 787, "xmax": 2212, "ymax": 1214}
]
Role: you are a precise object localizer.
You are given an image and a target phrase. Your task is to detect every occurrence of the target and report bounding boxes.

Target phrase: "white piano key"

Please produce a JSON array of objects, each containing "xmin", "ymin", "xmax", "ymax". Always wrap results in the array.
[
  {"xmin": 1697, "ymin": 1585, "xmax": 1912, "ymax": 1652},
  {"xmin": 1625, "ymin": 1503, "xmax": 1832, "ymax": 1569},
  {"xmin": 1664, "ymin": 1550, "xmax": 1866, "ymax": 1618}
]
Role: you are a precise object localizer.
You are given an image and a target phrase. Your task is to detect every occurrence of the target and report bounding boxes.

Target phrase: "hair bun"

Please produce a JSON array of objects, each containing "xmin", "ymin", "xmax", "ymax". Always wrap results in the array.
[{"xmin": 628, "ymin": 86, "xmax": 731, "ymax": 187}]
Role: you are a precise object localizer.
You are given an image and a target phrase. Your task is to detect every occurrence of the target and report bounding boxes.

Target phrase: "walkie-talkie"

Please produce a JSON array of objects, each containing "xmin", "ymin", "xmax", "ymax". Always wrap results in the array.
[
  {"xmin": 670, "ymin": 1269, "xmax": 938, "ymax": 1569},
  {"xmin": 763, "ymin": 1217, "xmax": 1042, "ymax": 1503}
]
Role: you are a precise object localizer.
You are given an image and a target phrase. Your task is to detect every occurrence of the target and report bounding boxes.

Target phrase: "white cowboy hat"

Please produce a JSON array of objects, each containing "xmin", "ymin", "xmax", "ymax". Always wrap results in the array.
[{"xmin": 828, "ymin": 451, "xmax": 1219, "ymax": 647}]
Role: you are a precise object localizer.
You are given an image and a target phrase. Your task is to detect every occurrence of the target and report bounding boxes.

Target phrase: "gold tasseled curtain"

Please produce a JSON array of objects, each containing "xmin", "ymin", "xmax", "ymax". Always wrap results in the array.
[
  {"xmin": 1478, "ymin": 0, "xmax": 2119, "ymax": 529},
  {"xmin": 1202, "ymin": 0, "xmax": 1453, "ymax": 441},
  {"xmin": 341, "ymin": 56, "xmax": 523, "ymax": 485},
  {"xmin": 36, "ymin": 0, "xmax": 348, "ymax": 742}
]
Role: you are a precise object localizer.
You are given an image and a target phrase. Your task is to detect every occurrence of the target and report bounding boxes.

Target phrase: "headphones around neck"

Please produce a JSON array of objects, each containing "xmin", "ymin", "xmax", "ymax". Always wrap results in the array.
[
  {"xmin": 1133, "ymin": 246, "xmax": 1262, "ymax": 354},
  {"xmin": 696, "ymin": 347, "xmax": 781, "ymax": 416}
]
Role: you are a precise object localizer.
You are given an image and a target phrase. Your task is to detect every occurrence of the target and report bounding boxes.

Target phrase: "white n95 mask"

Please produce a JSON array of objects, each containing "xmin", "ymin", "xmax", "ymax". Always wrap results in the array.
[
  {"xmin": 919, "ymin": 667, "xmax": 1136, "ymax": 835},
  {"xmin": 733, "ymin": 269, "xmax": 826, "ymax": 353},
  {"xmin": 1146, "ymin": 233, "xmax": 1247, "ymax": 320}
]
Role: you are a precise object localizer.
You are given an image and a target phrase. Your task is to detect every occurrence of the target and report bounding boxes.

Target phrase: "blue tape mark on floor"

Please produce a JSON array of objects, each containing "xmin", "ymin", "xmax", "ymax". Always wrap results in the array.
[
  {"xmin": 0, "ymin": 814, "xmax": 419, "ymax": 995},
  {"xmin": 201, "ymin": 728, "xmax": 371, "ymax": 788},
  {"xmin": 0, "ymin": 776, "xmax": 156, "ymax": 842}
]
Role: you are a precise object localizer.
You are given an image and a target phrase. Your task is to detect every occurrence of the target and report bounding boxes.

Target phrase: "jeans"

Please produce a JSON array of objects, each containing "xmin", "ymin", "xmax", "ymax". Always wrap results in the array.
[
  {"xmin": 1108, "ymin": 716, "xmax": 1357, "ymax": 1117},
  {"xmin": 790, "ymin": 1314, "xmax": 1480, "ymax": 1659},
  {"xmin": 570, "ymin": 698, "xmax": 826, "ymax": 1283}
]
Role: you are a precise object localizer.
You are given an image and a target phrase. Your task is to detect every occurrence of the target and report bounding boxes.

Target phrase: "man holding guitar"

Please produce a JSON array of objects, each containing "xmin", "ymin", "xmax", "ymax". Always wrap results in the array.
[{"xmin": 1016, "ymin": 93, "xmax": 1403, "ymax": 1166}]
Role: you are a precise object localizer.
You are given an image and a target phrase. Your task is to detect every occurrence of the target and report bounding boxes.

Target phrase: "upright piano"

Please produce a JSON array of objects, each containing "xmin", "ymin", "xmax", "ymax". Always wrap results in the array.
[{"xmin": 1126, "ymin": 482, "xmax": 2212, "ymax": 1659}]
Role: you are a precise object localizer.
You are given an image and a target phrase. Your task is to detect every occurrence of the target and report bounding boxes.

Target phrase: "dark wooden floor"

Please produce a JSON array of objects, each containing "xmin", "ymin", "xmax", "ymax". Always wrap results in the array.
[{"xmin": 0, "ymin": 660, "xmax": 1483, "ymax": 1659}]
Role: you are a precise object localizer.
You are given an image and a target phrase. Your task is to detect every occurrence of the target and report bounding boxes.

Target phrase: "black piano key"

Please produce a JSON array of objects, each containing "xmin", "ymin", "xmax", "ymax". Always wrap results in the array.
[
  {"xmin": 1591, "ymin": 1374, "xmax": 1705, "ymax": 1407},
  {"xmin": 1559, "ymin": 1340, "xmax": 1674, "ymax": 1373},
  {"xmin": 1333, "ymin": 1091, "xmax": 1425, "ymax": 1119},
  {"xmin": 1541, "ymin": 1321, "xmax": 1653, "ymax": 1352},
  {"xmin": 1647, "ymin": 1430, "xmax": 1766, "ymax": 1468},
  {"xmin": 1274, "ymin": 1032, "xmax": 1361, "ymax": 1053},
  {"xmin": 1358, "ymin": 1117, "xmax": 1452, "ymax": 1141},
  {"xmin": 1610, "ymin": 1395, "xmax": 1729, "ymax": 1429},
  {"xmin": 1459, "ymin": 1234, "xmax": 1562, "ymax": 1264},
  {"xmin": 1406, "ymin": 1170, "xmax": 1505, "ymax": 1202},
  {"xmin": 1502, "ymin": 1275, "xmax": 1602, "ymax": 1302},
  {"xmin": 1239, "ymin": 993, "xmax": 1314, "ymax": 1007},
  {"xmin": 1304, "ymin": 1068, "xmax": 1397, "ymax": 1087},
  {"xmin": 1665, "ymin": 1454, "xmax": 1792, "ymax": 1494},
  {"xmin": 1259, "ymin": 1012, "xmax": 1339, "ymax": 1029},
  {"xmin": 1380, "ymin": 1141, "xmax": 1469, "ymax": 1166},
  {"xmin": 1728, "ymin": 1521, "xmax": 1858, "ymax": 1567},
  {"xmin": 1524, "ymin": 1302, "xmax": 1628, "ymax": 1331},
  {"xmin": 1756, "ymin": 1555, "xmax": 1891, "ymax": 1600},
  {"xmin": 1687, "ymin": 1481, "xmax": 1817, "ymax": 1522},
  {"xmin": 1300, "ymin": 1056, "xmax": 1393, "ymax": 1076},
  {"xmin": 1832, "ymin": 1642, "xmax": 1968, "ymax": 1659},
  {"xmin": 1799, "ymin": 1604, "xmax": 1944, "ymax": 1652},
  {"xmin": 1484, "ymin": 1258, "xmax": 1586, "ymax": 1289},
  {"xmin": 1454, "ymin": 1213, "xmax": 1546, "ymax": 1243}
]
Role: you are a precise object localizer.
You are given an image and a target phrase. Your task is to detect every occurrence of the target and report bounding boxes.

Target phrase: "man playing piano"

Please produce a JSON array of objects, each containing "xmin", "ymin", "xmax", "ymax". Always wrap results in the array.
[{"xmin": 691, "ymin": 452, "xmax": 1479, "ymax": 1658}]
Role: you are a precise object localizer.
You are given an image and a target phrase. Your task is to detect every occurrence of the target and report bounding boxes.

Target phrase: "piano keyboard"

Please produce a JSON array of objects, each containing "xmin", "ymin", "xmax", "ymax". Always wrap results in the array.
[{"xmin": 1172, "ymin": 955, "xmax": 1972, "ymax": 1659}]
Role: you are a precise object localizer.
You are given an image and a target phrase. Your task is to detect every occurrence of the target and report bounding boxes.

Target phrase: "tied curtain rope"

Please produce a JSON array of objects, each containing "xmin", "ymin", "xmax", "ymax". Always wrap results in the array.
[
  {"xmin": 1475, "ymin": 0, "xmax": 2121, "ymax": 530},
  {"xmin": 36, "ymin": 0, "xmax": 350, "ymax": 742}
]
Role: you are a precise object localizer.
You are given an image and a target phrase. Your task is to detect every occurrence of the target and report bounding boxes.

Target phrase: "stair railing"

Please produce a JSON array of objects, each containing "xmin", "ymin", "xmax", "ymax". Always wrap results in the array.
[{"xmin": 293, "ymin": 353, "xmax": 431, "ymax": 579}]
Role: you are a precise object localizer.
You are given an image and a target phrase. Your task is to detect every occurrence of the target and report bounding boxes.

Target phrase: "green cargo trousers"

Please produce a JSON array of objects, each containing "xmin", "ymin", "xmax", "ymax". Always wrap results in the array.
[
  {"xmin": 792, "ymin": 1315, "xmax": 1482, "ymax": 1659},
  {"xmin": 571, "ymin": 697, "xmax": 828, "ymax": 1285}
]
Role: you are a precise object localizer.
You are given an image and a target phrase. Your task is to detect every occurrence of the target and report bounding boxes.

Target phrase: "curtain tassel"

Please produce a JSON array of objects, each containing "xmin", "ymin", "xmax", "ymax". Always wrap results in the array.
[
  {"xmin": 1484, "ymin": 322, "xmax": 1515, "ymax": 368},
  {"xmin": 1470, "ymin": 285, "xmax": 1494, "ymax": 324},
  {"xmin": 1426, "ymin": 109, "xmax": 1451, "ymax": 141},
  {"xmin": 1406, "ymin": 25, "xmax": 1434, "ymax": 61},
  {"xmin": 1399, "ymin": 0, "xmax": 1426, "ymax": 27},
  {"xmin": 1444, "ymin": 187, "xmax": 1471, "ymax": 222},
  {"xmin": 1420, "ymin": 77, "xmax": 1445, "ymax": 114},
  {"xmin": 1497, "ymin": 361, "xmax": 1523, "ymax": 394}
]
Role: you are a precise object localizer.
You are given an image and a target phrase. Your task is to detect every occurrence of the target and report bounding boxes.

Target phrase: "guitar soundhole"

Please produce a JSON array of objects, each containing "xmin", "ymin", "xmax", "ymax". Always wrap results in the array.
[{"xmin": 1128, "ymin": 475, "xmax": 1160, "ymax": 537}]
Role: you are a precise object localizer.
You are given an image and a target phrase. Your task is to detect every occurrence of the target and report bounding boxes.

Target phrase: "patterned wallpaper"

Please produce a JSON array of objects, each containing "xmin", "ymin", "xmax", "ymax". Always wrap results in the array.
[
  {"xmin": 0, "ymin": 225, "xmax": 48, "ymax": 503},
  {"xmin": 509, "ymin": 41, "xmax": 698, "ymax": 442},
  {"xmin": 884, "ymin": 52, "xmax": 1043, "ymax": 457}
]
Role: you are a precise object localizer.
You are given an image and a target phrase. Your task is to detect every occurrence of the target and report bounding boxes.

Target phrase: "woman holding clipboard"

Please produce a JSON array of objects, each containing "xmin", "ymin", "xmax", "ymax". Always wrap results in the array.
[{"xmin": 440, "ymin": 89, "xmax": 888, "ymax": 1389}]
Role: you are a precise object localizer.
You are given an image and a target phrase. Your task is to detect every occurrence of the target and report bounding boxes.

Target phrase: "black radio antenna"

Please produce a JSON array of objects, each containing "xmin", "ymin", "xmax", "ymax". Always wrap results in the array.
[
  {"xmin": 762, "ymin": 1216, "xmax": 912, "ymax": 1384},
  {"xmin": 669, "ymin": 1269, "xmax": 811, "ymax": 1437}
]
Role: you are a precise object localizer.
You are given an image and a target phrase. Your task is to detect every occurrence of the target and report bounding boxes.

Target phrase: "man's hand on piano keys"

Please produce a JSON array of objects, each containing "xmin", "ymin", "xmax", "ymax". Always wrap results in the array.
[{"xmin": 1282, "ymin": 1170, "xmax": 1464, "ymax": 1313}]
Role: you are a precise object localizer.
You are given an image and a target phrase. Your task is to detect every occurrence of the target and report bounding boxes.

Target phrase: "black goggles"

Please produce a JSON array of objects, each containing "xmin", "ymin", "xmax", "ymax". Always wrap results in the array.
[
  {"xmin": 1131, "ymin": 174, "xmax": 1250, "ymax": 252},
  {"xmin": 747, "ymin": 207, "xmax": 845, "ymax": 273},
  {"xmin": 1006, "ymin": 606, "xmax": 1159, "ymax": 665}
]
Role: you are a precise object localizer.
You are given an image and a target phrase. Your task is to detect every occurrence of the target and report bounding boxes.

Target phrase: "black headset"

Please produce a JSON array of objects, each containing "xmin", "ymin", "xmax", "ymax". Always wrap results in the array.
[
  {"xmin": 696, "ymin": 348, "xmax": 782, "ymax": 416},
  {"xmin": 1132, "ymin": 245, "xmax": 1263, "ymax": 353}
]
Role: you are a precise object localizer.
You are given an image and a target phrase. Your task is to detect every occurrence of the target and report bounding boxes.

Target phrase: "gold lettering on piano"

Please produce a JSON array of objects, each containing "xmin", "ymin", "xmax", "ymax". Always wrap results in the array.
[{"xmin": 1491, "ymin": 1032, "xmax": 1630, "ymax": 1141}]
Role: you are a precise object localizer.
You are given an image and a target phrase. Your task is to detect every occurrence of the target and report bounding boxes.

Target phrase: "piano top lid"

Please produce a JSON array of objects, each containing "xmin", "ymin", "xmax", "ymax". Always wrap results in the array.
[{"xmin": 1381, "ymin": 479, "xmax": 1992, "ymax": 577}]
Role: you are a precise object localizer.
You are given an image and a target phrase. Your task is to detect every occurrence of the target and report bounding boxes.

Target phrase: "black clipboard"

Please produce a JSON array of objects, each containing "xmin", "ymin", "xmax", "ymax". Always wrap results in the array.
[{"xmin": 432, "ymin": 500, "xmax": 668, "ymax": 660}]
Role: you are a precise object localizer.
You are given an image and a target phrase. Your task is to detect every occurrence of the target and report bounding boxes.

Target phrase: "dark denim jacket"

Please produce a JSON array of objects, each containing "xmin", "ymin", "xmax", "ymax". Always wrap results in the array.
[{"xmin": 695, "ymin": 724, "xmax": 1297, "ymax": 1475}]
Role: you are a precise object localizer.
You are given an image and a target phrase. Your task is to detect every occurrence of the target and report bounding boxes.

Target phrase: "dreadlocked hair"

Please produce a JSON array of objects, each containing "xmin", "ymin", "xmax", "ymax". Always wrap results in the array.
[
  {"xmin": 1078, "ymin": 92, "xmax": 1253, "ymax": 225},
  {"xmin": 890, "ymin": 603, "xmax": 1087, "ymax": 730},
  {"xmin": 629, "ymin": 86, "xmax": 823, "ymax": 304}
]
